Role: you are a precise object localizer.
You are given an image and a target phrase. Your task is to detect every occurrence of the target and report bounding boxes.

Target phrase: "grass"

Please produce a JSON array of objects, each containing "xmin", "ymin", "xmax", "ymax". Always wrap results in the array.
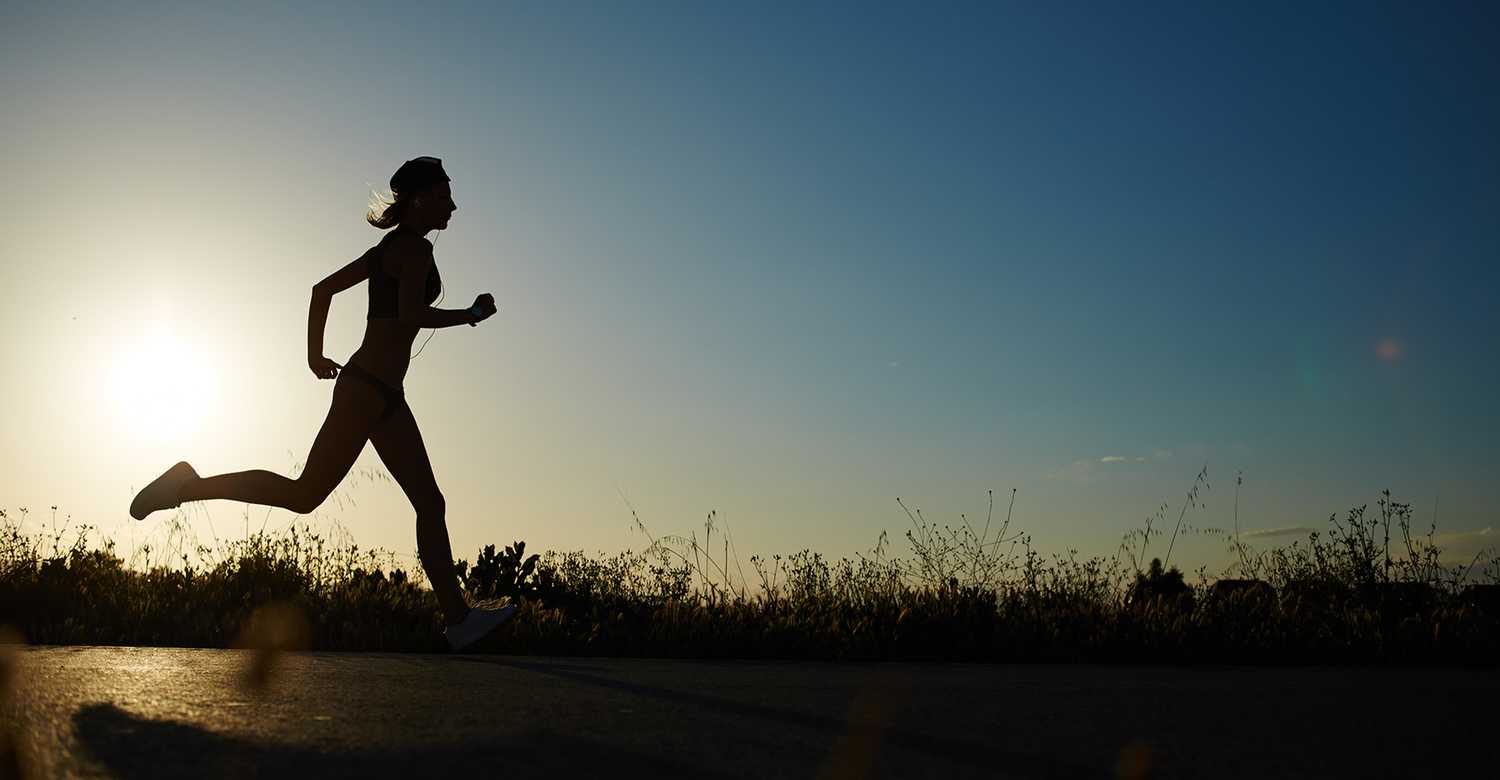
[{"xmin": 1, "ymin": 472, "xmax": 1497, "ymax": 664}]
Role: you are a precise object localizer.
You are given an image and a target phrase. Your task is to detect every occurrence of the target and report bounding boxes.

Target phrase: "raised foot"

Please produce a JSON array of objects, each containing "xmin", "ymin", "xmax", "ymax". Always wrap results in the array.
[{"xmin": 129, "ymin": 461, "xmax": 199, "ymax": 521}]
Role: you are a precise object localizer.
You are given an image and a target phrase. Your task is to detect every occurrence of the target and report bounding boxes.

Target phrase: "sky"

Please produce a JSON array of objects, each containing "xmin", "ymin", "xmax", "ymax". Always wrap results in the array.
[{"xmin": 1, "ymin": 1, "xmax": 1496, "ymax": 576}]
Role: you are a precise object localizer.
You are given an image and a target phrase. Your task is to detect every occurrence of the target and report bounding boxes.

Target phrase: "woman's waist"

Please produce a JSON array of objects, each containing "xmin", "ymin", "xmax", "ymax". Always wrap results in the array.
[{"xmin": 345, "ymin": 348, "xmax": 409, "ymax": 388}]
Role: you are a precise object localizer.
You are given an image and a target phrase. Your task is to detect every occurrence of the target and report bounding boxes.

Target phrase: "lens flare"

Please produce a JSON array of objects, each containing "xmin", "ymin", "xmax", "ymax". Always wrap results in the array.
[{"xmin": 1377, "ymin": 339, "xmax": 1405, "ymax": 362}]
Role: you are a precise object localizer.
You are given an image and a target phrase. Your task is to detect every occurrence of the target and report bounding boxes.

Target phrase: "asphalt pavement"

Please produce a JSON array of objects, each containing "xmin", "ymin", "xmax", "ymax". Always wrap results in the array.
[{"xmin": 2, "ymin": 646, "xmax": 1494, "ymax": 778}]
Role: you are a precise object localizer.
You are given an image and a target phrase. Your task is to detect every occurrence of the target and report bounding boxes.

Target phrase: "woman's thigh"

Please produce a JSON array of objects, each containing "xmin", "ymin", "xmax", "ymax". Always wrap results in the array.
[
  {"xmin": 300, "ymin": 375, "xmax": 384, "ymax": 496},
  {"xmin": 368, "ymin": 399, "xmax": 441, "ymax": 510}
]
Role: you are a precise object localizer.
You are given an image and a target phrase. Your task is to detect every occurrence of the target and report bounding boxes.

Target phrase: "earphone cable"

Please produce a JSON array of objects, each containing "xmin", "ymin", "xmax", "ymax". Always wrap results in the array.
[{"xmin": 409, "ymin": 228, "xmax": 441, "ymax": 360}]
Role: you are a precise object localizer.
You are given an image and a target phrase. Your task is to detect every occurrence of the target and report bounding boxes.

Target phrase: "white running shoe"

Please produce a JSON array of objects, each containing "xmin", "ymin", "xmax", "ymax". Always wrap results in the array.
[
  {"xmin": 445, "ymin": 602, "xmax": 518, "ymax": 651},
  {"xmin": 130, "ymin": 461, "xmax": 199, "ymax": 521}
]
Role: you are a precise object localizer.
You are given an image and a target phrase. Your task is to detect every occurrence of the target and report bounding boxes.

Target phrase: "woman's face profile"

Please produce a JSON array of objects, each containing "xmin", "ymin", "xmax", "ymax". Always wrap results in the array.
[{"xmin": 413, "ymin": 182, "xmax": 456, "ymax": 229}]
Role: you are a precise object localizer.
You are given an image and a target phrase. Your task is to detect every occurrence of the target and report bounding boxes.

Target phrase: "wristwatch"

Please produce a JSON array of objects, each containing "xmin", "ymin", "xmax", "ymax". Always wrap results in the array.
[{"xmin": 467, "ymin": 304, "xmax": 483, "ymax": 326}]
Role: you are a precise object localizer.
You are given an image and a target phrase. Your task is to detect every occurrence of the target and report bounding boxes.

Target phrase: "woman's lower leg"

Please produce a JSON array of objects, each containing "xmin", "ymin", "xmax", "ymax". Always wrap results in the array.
[
  {"xmin": 416, "ymin": 512, "xmax": 470, "ymax": 625},
  {"xmin": 178, "ymin": 470, "xmax": 316, "ymax": 514}
]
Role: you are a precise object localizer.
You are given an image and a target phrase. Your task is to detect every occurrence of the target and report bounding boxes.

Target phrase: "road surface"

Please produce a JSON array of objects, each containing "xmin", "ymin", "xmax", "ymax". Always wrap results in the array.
[{"xmin": 2, "ymin": 647, "xmax": 1493, "ymax": 778}]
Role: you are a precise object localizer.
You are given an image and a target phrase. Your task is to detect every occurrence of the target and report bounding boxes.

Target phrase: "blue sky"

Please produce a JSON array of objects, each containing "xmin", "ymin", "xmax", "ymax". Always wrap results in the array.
[{"xmin": 1, "ymin": 1, "xmax": 1495, "ymax": 570}]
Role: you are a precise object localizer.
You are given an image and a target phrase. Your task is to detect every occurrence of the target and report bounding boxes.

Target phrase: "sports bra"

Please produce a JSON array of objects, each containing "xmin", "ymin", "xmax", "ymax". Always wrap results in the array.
[{"xmin": 368, "ymin": 232, "xmax": 441, "ymax": 319}]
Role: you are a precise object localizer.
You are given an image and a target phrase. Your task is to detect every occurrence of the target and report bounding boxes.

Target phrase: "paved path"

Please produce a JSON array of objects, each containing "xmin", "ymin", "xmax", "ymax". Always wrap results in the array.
[{"xmin": 2, "ymin": 647, "xmax": 1494, "ymax": 778}]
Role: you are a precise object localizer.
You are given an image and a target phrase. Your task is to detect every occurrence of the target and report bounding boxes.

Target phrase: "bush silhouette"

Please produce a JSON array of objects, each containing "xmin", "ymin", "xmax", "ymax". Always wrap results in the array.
[
  {"xmin": 456, "ymin": 541, "xmax": 539, "ymax": 602},
  {"xmin": 1128, "ymin": 558, "xmax": 1192, "ymax": 610}
]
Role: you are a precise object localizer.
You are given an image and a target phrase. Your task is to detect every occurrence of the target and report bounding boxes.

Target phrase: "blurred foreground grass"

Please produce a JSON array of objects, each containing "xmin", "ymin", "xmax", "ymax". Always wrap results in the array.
[{"xmin": 1, "ymin": 480, "xmax": 1496, "ymax": 664}]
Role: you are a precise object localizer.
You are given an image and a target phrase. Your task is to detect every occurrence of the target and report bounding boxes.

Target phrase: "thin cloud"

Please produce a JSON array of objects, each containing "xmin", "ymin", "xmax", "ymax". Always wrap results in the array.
[
  {"xmin": 1433, "ymin": 527, "xmax": 1496, "ymax": 566},
  {"xmin": 1044, "ymin": 459, "xmax": 1097, "ymax": 484},
  {"xmin": 1244, "ymin": 526, "xmax": 1317, "ymax": 540},
  {"xmin": 1052, "ymin": 450, "xmax": 1164, "ymax": 482}
]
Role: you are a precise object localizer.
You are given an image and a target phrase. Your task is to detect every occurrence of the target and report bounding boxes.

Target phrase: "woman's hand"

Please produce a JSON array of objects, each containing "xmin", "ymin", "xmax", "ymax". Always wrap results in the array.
[
  {"xmin": 308, "ymin": 355, "xmax": 342, "ymax": 380},
  {"xmin": 469, "ymin": 293, "xmax": 497, "ymax": 326}
]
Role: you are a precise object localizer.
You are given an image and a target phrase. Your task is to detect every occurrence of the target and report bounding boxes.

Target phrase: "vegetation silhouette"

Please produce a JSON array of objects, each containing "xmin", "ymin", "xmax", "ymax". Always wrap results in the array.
[{"xmin": 4, "ymin": 477, "xmax": 1498, "ymax": 663}]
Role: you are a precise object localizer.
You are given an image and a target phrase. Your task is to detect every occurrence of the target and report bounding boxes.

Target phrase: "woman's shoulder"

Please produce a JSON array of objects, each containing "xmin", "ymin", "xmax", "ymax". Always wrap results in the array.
[
  {"xmin": 377, "ymin": 230, "xmax": 433, "ymax": 276},
  {"xmin": 381, "ymin": 229, "xmax": 433, "ymax": 254}
]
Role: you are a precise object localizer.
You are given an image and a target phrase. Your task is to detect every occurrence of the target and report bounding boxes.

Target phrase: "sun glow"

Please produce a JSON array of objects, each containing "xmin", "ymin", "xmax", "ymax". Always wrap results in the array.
[{"xmin": 108, "ymin": 332, "xmax": 221, "ymax": 443}]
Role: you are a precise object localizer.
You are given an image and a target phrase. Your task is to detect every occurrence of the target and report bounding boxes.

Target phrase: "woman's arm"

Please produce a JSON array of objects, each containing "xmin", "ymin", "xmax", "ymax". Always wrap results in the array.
[
  {"xmin": 308, "ymin": 249, "xmax": 375, "ymax": 377},
  {"xmin": 393, "ymin": 234, "xmax": 489, "ymax": 329},
  {"xmin": 307, "ymin": 288, "xmax": 333, "ymax": 362},
  {"xmin": 416, "ymin": 306, "xmax": 481, "ymax": 329}
]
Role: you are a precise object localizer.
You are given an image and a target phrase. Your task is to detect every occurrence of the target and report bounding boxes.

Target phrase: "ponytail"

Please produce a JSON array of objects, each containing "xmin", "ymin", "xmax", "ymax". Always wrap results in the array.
[{"xmin": 366, "ymin": 191, "xmax": 407, "ymax": 230}]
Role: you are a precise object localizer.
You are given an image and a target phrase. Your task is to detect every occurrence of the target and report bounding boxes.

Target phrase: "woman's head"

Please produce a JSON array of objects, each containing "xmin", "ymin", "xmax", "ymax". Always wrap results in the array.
[{"xmin": 366, "ymin": 156, "xmax": 457, "ymax": 231}]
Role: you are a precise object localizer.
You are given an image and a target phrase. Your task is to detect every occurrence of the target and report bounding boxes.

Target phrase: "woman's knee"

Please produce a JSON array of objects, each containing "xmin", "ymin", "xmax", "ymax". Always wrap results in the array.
[
  {"xmin": 287, "ymin": 478, "xmax": 335, "ymax": 515},
  {"xmin": 415, "ymin": 491, "xmax": 446, "ymax": 525}
]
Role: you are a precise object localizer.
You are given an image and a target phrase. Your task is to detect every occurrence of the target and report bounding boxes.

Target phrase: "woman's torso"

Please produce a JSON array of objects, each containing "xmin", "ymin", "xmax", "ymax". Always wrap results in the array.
[{"xmin": 349, "ymin": 230, "xmax": 440, "ymax": 386}]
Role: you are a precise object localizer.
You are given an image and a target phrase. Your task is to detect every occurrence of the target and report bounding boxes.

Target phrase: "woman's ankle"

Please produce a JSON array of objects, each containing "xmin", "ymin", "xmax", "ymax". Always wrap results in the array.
[{"xmin": 175, "ymin": 475, "xmax": 198, "ymax": 503}]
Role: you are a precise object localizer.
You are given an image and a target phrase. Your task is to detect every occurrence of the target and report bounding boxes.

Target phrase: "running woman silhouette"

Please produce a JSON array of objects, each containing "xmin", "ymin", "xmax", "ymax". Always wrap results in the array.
[{"xmin": 130, "ymin": 156, "xmax": 514, "ymax": 650}]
